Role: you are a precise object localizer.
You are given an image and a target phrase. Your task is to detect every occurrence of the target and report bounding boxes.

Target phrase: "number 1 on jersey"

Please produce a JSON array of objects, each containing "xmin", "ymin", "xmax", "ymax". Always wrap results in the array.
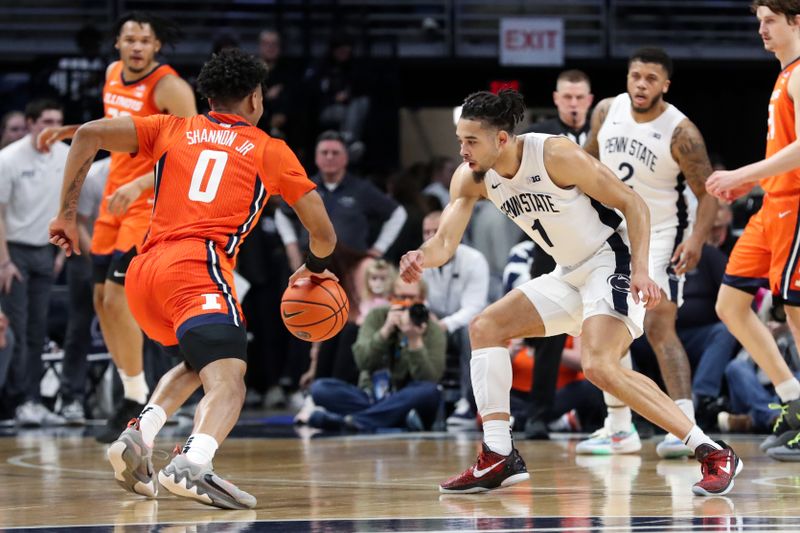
[
  {"xmin": 189, "ymin": 149, "xmax": 228, "ymax": 203},
  {"xmin": 531, "ymin": 219, "xmax": 553, "ymax": 247}
]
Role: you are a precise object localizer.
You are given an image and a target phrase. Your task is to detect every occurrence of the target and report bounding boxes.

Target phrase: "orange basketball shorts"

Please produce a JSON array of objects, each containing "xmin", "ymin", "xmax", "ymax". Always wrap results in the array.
[
  {"xmin": 125, "ymin": 239, "xmax": 244, "ymax": 347},
  {"xmin": 91, "ymin": 198, "xmax": 153, "ymax": 283},
  {"xmin": 723, "ymin": 192, "xmax": 800, "ymax": 305}
]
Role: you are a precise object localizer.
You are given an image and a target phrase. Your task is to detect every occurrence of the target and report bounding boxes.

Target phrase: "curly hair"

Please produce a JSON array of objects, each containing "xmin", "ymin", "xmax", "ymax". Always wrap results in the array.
[
  {"xmin": 196, "ymin": 49, "xmax": 268, "ymax": 105},
  {"xmin": 460, "ymin": 89, "xmax": 525, "ymax": 133}
]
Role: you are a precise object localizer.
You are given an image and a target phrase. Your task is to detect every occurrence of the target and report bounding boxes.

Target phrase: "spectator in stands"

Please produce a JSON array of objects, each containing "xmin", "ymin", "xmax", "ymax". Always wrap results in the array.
[
  {"xmin": 418, "ymin": 211, "xmax": 489, "ymax": 428},
  {"xmin": 722, "ymin": 291, "xmax": 797, "ymax": 435},
  {"xmin": 0, "ymin": 111, "xmax": 26, "ymax": 149},
  {"xmin": 0, "ymin": 99, "xmax": 67, "ymax": 426},
  {"xmin": 422, "ymin": 156, "xmax": 457, "ymax": 210},
  {"xmin": 307, "ymin": 277, "xmax": 445, "ymax": 432},
  {"xmin": 286, "ymin": 131, "xmax": 406, "ymax": 257},
  {"xmin": 358, "ymin": 259, "xmax": 397, "ymax": 325},
  {"xmin": 304, "ymin": 35, "xmax": 370, "ymax": 161},
  {"xmin": 676, "ymin": 238, "xmax": 740, "ymax": 430},
  {"xmin": 524, "ymin": 69, "xmax": 594, "ymax": 146},
  {"xmin": 258, "ymin": 29, "xmax": 301, "ymax": 146},
  {"xmin": 58, "ymin": 157, "xmax": 110, "ymax": 424}
]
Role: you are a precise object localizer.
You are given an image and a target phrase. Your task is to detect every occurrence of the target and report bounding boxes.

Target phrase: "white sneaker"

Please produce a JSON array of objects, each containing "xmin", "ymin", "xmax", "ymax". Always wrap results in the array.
[
  {"xmin": 576, "ymin": 423, "xmax": 641, "ymax": 455},
  {"xmin": 34, "ymin": 403, "xmax": 65, "ymax": 426},
  {"xmin": 61, "ymin": 400, "xmax": 86, "ymax": 426},
  {"xmin": 15, "ymin": 401, "xmax": 43, "ymax": 427},
  {"xmin": 293, "ymin": 395, "xmax": 316, "ymax": 425},
  {"xmin": 656, "ymin": 433, "xmax": 692, "ymax": 459}
]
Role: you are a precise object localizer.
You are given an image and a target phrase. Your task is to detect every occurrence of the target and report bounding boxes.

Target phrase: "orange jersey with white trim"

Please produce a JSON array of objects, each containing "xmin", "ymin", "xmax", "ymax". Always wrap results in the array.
[
  {"xmin": 131, "ymin": 112, "xmax": 316, "ymax": 259},
  {"xmin": 103, "ymin": 60, "xmax": 178, "ymax": 192},
  {"xmin": 764, "ymin": 58, "xmax": 800, "ymax": 194}
]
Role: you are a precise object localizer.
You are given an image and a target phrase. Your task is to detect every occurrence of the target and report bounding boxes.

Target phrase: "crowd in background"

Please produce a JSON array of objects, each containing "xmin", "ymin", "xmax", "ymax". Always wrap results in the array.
[{"xmin": 0, "ymin": 23, "xmax": 788, "ymax": 440}]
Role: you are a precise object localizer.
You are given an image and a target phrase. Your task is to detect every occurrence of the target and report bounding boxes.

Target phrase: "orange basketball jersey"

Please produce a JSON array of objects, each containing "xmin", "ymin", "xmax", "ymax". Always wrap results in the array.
[
  {"xmin": 103, "ymin": 60, "xmax": 178, "ymax": 192},
  {"xmin": 763, "ymin": 58, "xmax": 800, "ymax": 194},
  {"xmin": 131, "ymin": 112, "xmax": 315, "ymax": 260}
]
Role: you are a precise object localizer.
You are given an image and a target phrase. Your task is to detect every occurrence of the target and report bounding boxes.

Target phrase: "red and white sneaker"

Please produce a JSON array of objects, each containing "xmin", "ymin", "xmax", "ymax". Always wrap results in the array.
[
  {"xmin": 692, "ymin": 441, "xmax": 743, "ymax": 496},
  {"xmin": 439, "ymin": 443, "xmax": 529, "ymax": 493}
]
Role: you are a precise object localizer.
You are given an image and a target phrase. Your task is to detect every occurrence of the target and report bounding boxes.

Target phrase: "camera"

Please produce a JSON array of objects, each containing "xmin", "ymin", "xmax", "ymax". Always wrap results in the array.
[
  {"xmin": 408, "ymin": 303, "xmax": 429, "ymax": 327},
  {"xmin": 391, "ymin": 299, "xmax": 429, "ymax": 327}
]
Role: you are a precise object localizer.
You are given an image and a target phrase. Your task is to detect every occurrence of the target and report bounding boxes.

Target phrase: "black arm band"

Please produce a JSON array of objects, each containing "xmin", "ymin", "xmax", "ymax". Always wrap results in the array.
[{"xmin": 305, "ymin": 251, "xmax": 331, "ymax": 274}]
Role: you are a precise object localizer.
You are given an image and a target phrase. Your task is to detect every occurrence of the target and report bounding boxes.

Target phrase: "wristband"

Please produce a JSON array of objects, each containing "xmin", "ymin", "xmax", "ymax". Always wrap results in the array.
[{"xmin": 305, "ymin": 251, "xmax": 331, "ymax": 274}]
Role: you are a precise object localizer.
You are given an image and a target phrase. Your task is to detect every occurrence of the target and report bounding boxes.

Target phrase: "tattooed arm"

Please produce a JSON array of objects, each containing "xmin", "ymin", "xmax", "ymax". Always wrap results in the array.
[
  {"xmin": 670, "ymin": 118, "xmax": 718, "ymax": 275},
  {"xmin": 583, "ymin": 97, "xmax": 613, "ymax": 159},
  {"xmin": 49, "ymin": 117, "xmax": 139, "ymax": 255}
]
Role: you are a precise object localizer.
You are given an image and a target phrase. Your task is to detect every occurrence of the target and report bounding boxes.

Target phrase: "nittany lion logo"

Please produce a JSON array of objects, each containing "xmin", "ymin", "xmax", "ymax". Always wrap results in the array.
[{"xmin": 607, "ymin": 273, "xmax": 631, "ymax": 294}]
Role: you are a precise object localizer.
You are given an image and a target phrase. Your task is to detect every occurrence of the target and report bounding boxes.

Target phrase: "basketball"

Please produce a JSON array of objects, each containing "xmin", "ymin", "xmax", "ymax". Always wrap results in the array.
[{"xmin": 280, "ymin": 278, "xmax": 349, "ymax": 342}]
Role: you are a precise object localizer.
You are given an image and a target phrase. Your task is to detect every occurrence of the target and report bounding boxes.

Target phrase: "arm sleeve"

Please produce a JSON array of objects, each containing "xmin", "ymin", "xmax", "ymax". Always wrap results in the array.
[
  {"xmin": 441, "ymin": 251, "xmax": 490, "ymax": 333},
  {"xmin": 260, "ymin": 139, "xmax": 316, "ymax": 206},
  {"xmin": 371, "ymin": 205, "xmax": 407, "ymax": 253}
]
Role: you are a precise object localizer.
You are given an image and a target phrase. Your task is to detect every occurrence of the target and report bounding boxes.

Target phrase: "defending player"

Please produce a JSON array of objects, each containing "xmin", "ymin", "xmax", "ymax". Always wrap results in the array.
[
  {"xmin": 706, "ymin": 0, "xmax": 800, "ymax": 460},
  {"xmin": 581, "ymin": 47, "xmax": 718, "ymax": 458},
  {"xmin": 400, "ymin": 89, "xmax": 741, "ymax": 496},
  {"xmin": 39, "ymin": 12, "xmax": 197, "ymax": 442},
  {"xmin": 49, "ymin": 49, "xmax": 337, "ymax": 509}
]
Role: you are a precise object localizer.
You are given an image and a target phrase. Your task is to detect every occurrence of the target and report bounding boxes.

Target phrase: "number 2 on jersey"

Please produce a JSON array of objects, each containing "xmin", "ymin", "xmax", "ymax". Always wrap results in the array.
[
  {"xmin": 531, "ymin": 219, "xmax": 553, "ymax": 247},
  {"xmin": 618, "ymin": 162, "xmax": 634, "ymax": 182},
  {"xmin": 189, "ymin": 149, "xmax": 228, "ymax": 203}
]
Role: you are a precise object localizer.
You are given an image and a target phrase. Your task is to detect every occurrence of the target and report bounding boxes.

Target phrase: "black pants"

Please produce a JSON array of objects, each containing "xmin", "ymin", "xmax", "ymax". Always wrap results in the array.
[
  {"xmin": 1, "ymin": 243, "xmax": 54, "ymax": 405},
  {"xmin": 59, "ymin": 255, "xmax": 93, "ymax": 403}
]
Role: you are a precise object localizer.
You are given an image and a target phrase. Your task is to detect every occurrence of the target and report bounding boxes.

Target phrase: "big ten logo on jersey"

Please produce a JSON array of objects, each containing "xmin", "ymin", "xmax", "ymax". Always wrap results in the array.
[{"xmin": 201, "ymin": 293, "xmax": 222, "ymax": 311}]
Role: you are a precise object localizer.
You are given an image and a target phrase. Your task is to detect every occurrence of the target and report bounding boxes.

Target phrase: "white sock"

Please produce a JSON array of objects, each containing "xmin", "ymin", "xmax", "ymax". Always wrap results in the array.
[
  {"xmin": 604, "ymin": 352, "xmax": 632, "ymax": 433},
  {"xmin": 775, "ymin": 377, "xmax": 800, "ymax": 403},
  {"xmin": 137, "ymin": 404, "xmax": 166, "ymax": 448},
  {"xmin": 183, "ymin": 433, "xmax": 219, "ymax": 465},
  {"xmin": 606, "ymin": 405, "xmax": 632, "ymax": 433},
  {"xmin": 682, "ymin": 425, "xmax": 721, "ymax": 452},
  {"xmin": 483, "ymin": 420, "xmax": 512, "ymax": 456},
  {"xmin": 119, "ymin": 370, "xmax": 149, "ymax": 404},
  {"xmin": 675, "ymin": 398, "xmax": 696, "ymax": 424}
]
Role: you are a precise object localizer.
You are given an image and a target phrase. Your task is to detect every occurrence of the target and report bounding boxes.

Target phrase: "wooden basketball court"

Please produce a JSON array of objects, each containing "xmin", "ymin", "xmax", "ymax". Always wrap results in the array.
[{"xmin": 1, "ymin": 430, "xmax": 799, "ymax": 531}]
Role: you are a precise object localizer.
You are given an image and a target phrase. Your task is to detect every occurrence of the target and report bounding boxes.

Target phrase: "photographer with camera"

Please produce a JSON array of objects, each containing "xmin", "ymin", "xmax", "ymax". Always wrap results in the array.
[{"xmin": 307, "ymin": 277, "xmax": 446, "ymax": 432}]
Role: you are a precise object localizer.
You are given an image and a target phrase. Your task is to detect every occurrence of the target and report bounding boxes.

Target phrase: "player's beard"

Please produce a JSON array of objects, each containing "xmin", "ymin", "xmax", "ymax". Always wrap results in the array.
[
  {"xmin": 471, "ymin": 168, "xmax": 487, "ymax": 183},
  {"xmin": 631, "ymin": 92, "xmax": 662, "ymax": 114}
]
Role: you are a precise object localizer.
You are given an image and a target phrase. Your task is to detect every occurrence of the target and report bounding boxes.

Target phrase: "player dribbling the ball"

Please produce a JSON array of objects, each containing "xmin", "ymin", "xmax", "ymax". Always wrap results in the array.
[{"xmin": 49, "ymin": 49, "xmax": 337, "ymax": 509}]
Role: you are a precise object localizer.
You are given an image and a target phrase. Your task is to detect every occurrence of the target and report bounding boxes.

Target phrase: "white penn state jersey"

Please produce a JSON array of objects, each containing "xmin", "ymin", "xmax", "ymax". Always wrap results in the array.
[
  {"xmin": 485, "ymin": 133, "xmax": 625, "ymax": 268},
  {"xmin": 598, "ymin": 93, "xmax": 689, "ymax": 233}
]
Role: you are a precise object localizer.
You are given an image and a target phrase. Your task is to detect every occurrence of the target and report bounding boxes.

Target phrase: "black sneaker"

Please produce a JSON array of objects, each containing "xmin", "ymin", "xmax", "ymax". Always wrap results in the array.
[
  {"xmin": 96, "ymin": 399, "xmax": 146, "ymax": 444},
  {"xmin": 523, "ymin": 418, "xmax": 550, "ymax": 440},
  {"xmin": 760, "ymin": 399, "xmax": 800, "ymax": 452}
]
